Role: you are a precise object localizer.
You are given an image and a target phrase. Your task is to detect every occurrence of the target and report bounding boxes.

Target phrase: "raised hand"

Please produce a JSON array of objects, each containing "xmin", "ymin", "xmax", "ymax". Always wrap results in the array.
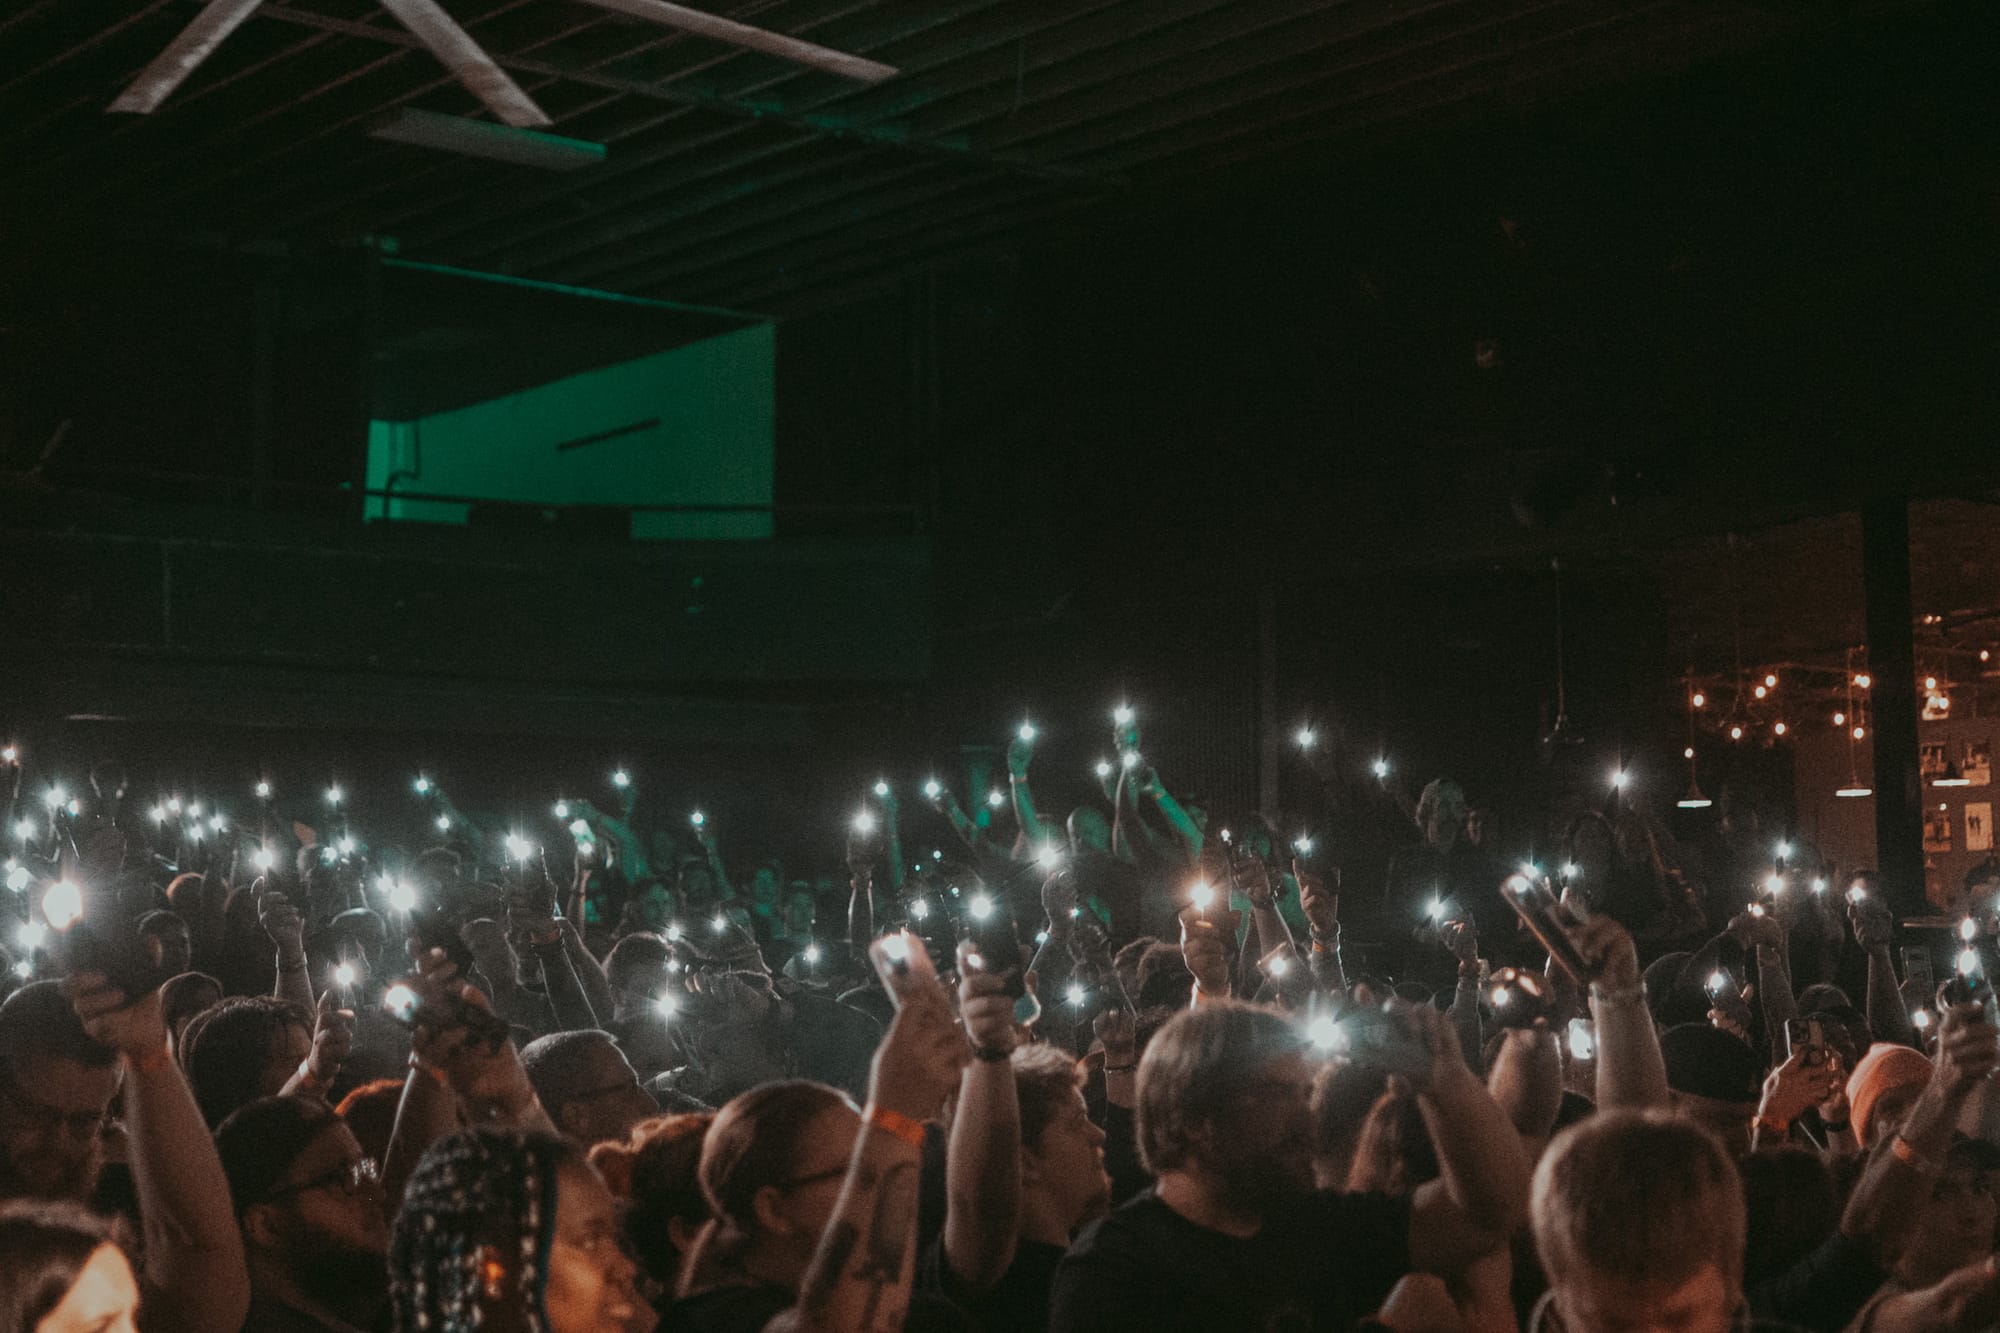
[
  {"xmin": 1568, "ymin": 916, "xmax": 1640, "ymax": 991},
  {"xmin": 1849, "ymin": 893, "xmax": 1896, "ymax": 952},
  {"xmin": 1235, "ymin": 857, "xmax": 1275, "ymax": 910},
  {"xmin": 1727, "ymin": 909, "xmax": 1784, "ymax": 953},
  {"xmin": 957, "ymin": 940, "xmax": 1019, "ymax": 1058},
  {"xmin": 1934, "ymin": 1000, "xmax": 2000, "ymax": 1095},
  {"xmin": 305, "ymin": 991, "xmax": 355, "ymax": 1087},
  {"xmin": 1441, "ymin": 919, "xmax": 1479, "ymax": 967},
  {"xmin": 868, "ymin": 975, "xmax": 968, "ymax": 1123},
  {"xmin": 406, "ymin": 945, "xmax": 540, "ymax": 1121},
  {"xmin": 1093, "ymin": 1006, "xmax": 1137, "ymax": 1068},
  {"xmin": 846, "ymin": 818, "xmax": 883, "ymax": 878},
  {"xmin": 1759, "ymin": 1050, "xmax": 1843, "ymax": 1128},
  {"xmin": 63, "ymin": 971, "xmax": 169, "ymax": 1061},
  {"xmin": 257, "ymin": 889, "xmax": 306, "ymax": 959},
  {"xmin": 1297, "ymin": 861, "xmax": 1340, "ymax": 940},
  {"xmin": 1006, "ymin": 732, "xmax": 1035, "ymax": 779},
  {"xmin": 1178, "ymin": 914, "xmax": 1232, "ymax": 999}
]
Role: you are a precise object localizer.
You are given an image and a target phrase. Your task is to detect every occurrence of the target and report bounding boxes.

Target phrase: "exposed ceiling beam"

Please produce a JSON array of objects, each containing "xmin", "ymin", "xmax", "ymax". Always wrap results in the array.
[
  {"xmin": 108, "ymin": 0, "xmax": 267, "ymax": 115},
  {"xmin": 253, "ymin": 3, "xmax": 1114, "ymax": 185},
  {"xmin": 374, "ymin": 0, "xmax": 552, "ymax": 126},
  {"xmin": 572, "ymin": 0, "xmax": 894, "ymax": 83}
]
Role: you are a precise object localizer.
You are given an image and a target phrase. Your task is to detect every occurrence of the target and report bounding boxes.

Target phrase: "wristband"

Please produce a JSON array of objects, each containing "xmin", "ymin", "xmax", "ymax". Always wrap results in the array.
[
  {"xmin": 278, "ymin": 958, "xmax": 308, "ymax": 974},
  {"xmin": 1891, "ymin": 1134, "xmax": 1942, "ymax": 1176},
  {"xmin": 1104, "ymin": 1062, "xmax": 1137, "ymax": 1073},
  {"xmin": 973, "ymin": 1045, "xmax": 1013, "ymax": 1063},
  {"xmin": 865, "ymin": 1105, "xmax": 928, "ymax": 1148},
  {"xmin": 294, "ymin": 1059, "xmax": 332, "ymax": 1095},
  {"xmin": 130, "ymin": 1045, "xmax": 173, "ymax": 1077},
  {"xmin": 1590, "ymin": 981, "xmax": 1647, "ymax": 1009}
]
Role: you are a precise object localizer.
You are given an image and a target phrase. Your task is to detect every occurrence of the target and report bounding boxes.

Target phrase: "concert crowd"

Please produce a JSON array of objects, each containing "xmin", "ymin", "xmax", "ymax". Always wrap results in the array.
[{"xmin": 3, "ymin": 712, "xmax": 2000, "ymax": 1333}]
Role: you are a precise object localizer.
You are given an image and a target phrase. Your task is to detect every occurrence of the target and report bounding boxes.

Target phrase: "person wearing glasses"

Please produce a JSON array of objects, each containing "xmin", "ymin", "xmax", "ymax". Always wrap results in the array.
[
  {"xmin": 0, "ymin": 979, "xmax": 249, "ymax": 1333},
  {"xmin": 215, "ymin": 1096, "xmax": 390, "ymax": 1333}
]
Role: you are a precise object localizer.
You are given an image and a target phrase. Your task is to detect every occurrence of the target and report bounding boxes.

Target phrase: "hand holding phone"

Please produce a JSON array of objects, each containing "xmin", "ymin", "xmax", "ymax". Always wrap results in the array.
[
  {"xmin": 1501, "ymin": 873, "xmax": 1594, "ymax": 982},
  {"xmin": 870, "ymin": 928, "xmax": 938, "ymax": 1008},
  {"xmin": 1487, "ymin": 967, "xmax": 1554, "ymax": 1028}
]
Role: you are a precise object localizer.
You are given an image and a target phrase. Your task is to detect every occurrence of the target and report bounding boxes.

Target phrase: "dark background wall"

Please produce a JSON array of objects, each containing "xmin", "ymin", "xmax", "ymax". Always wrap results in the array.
[{"xmin": 5, "ymin": 3, "xmax": 2000, "ymax": 874}]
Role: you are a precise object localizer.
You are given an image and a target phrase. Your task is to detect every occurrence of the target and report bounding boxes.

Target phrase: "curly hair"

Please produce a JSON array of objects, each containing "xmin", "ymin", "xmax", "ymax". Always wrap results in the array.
[
  {"xmin": 589, "ymin": 1111, "xmax": 715, "ymax": 1290},
  {"xmin": 390, "ymin": 1128, "xmax": 582, "ymax": 1333}
]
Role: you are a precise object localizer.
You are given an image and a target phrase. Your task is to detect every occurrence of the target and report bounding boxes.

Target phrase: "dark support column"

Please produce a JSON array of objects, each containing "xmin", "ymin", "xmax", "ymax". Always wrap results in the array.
[{"xmin": 1861, "ymin": 498, "xmax": 1925, "ymax": 918}]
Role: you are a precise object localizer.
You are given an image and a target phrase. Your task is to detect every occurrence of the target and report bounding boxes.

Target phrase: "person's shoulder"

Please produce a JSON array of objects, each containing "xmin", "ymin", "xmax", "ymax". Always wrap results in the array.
[
  {"xmin": 661, "ymin": 1283, "xmax": 793, "ymax": 1333},
  {"xmin": 1061, "ymin": 1190, "xmax": 1178, "ymax": 1261}
]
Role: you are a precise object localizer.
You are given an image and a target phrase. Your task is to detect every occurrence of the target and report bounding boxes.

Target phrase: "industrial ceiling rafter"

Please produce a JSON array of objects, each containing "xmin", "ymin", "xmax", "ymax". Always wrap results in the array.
[
  {"xmin": 108, "ymin": 0, "xmax": 895, "ymax": 129},
  {"xmin": 2, "ymin": 0, "xmax": 1938, "ymax": 316}
]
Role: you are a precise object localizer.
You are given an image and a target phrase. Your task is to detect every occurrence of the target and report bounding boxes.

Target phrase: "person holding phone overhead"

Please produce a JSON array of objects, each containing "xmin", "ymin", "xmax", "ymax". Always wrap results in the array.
[{"xmin": 1049, "ymin": 999, "xmax": 1529, "ymax": 1332}]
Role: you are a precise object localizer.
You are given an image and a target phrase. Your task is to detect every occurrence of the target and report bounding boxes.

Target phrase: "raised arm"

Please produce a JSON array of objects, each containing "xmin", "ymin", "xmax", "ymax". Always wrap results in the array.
[
  {"xmin": 876, "ymin": 788, "xmax": 907, "ymax": 895},
  {"xmin": 1007, "ymin": 733, "xmax": 1051, "ymax": 861},
  {"xmin": 257, "ymin": 887, "xmax": 317, "ymax": 1014},
  {"xmin": 791, "ymin": 969, "xmax": 966, "ymax": 1333},
  {"xmin": 1296, "ymin": 862, "xmax": 1349, "ymax": 1000},
  {"xmin": 1406, "ymin": 1003, "xmax": 1534, "ymax": 1275},
  {"xmin": 846, "ymin": 822, "xmax": 879, "ymax": 950},
  {"xmin": 1574, "ymin": 916, "xmax": 1670, "ymax": 1111},
  {"xmin": 1441, "ymin": 921, "xmax": 1486, "ymax": 1072},
  {"xmin": 1843, "ymin": 1000, "xmax": 1999, "ymax": 1268},
  {"xmin": 943, "ymin": 941, "xmax": 1023, "ymax": 1292},
  {"xmin": 1850, "ymin": 893, "xmax": 1919, "ymax": 1049},
  {"xmin": 1727, "ymin": 910, "xmax": 1799, "ymax": 1067},
  {"xmin": 278, "ymin": 991, "xmax": 354, "ymax": 1103},
  {"xmin": 559, "ymin": 918, "xmax": 617, "ymax": 1027},
  {"xmin": 1133, "ymin": 764, "xmax": 1202, "ymax": 863},
  {"xmin": 66, "ymin": 974, "xmax": 250, "ymax": 1333}
]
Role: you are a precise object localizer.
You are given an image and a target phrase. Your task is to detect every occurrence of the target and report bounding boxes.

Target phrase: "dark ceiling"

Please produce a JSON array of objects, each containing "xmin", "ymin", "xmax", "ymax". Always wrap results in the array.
[{"xmin": 0, "ymin": 0, "xmax": 1930, "ymax": 316}]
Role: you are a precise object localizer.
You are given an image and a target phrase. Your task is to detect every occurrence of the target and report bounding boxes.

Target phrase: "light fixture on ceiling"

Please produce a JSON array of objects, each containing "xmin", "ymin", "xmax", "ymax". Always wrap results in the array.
[{"xmin": 370, "ymin": 108, "xmax": 606, "ymax": 168}]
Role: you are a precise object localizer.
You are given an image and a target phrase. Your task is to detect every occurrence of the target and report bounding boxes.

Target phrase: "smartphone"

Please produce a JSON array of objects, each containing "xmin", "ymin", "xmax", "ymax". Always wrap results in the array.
[
  {"xmin": 1334, "ymin": 1006, "xmax": 1433, "ymax": 1080},
  {"xmin": 869, "ymin": 930, "xmax": 936, "ymax": 1008},
  {"xmin": 1783, "ymin": 1017, "xmax": 1831, "ymax": 1068},
  {"xmin": 1500, "ymin": 874, "xmax": 1592, "ymax": 982},
  {"xmin": 960, "ymin": 903, "xmax": 1027, "ymax": 1000},
  {"xmin": 1486, "ymin": 966, "xmax": 1554, "ymax": 1029},
  {"xmin": 1177, "ymin": 903, "xmax": 1245, "ymax": 940},
  {"xmin": 382, "ymin": 982, "xmax": 512, "ymax": 1048},
  {"xmin": 1902, "ymin": 947, "xmax": 1936, "ymax": 1000},
  {"xmin": 54, "ymin": 882, "xmax": 174, "ymax": 1003},
  {"xmin": 1566, "ymin": 1018, "xmax": 1597, "ymax": 1062},
  {"xmin": 409, "ymin": 902, "xmax": 477, "ymax": 978}
]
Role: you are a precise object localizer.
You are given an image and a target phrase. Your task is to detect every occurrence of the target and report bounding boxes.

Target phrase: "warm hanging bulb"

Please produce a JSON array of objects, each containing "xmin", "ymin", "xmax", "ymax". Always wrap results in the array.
[{"xmin": 1678, "ymin": 777, "xmax": 1713, "ymax": 810}]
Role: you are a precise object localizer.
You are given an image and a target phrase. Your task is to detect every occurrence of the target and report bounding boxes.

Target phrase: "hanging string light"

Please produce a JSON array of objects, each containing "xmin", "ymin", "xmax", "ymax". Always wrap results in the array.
[
  {"xmin": 1837, "ymin": 649, "xmax": 1873, "ymax": 799},
  {"xmin": 1678, "ymin": 673, "xmax": 1711, "ymax": 809}
]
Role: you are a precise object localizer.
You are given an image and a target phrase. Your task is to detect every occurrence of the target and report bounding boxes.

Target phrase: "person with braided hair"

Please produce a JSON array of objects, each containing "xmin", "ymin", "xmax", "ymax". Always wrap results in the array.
[{"xmin": 389, "ymin": 1127, "xmax": 650, "ymax": 1333}]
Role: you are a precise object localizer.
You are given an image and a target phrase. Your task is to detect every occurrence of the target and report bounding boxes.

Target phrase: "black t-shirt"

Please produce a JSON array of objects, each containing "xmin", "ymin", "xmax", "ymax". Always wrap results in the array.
[
  {"xmin": 920, "ymin": 1236, "xmax": 1066, "ymax": 1333},
  {"xmin": 663, "ymin": 1284, "xmax": 791, "ymax": 1333},
  {"xmin": 665, "ymin": 1282, "xmax": 976, "ymax": 1333},
  {"xmin": 1049, "ymin": 1188, "xmax": 1411, "ymax": 1333}
]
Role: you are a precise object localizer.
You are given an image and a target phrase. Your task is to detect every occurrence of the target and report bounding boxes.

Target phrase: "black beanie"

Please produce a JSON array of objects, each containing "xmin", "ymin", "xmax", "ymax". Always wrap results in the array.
[{"xmin": 1660, "ymin": 1023, "xmax": 1764, "ymax": 1104}]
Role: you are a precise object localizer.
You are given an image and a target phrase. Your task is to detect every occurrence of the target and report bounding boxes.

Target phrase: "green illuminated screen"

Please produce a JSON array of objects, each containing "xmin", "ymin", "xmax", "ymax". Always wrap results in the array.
[{"xmin": 364, "ymin": 322, "xmax": 774, "ymax": 540}]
